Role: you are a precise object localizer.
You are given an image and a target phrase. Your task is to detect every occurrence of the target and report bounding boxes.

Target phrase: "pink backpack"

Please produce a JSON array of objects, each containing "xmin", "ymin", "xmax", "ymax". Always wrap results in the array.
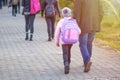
[
  {"xmin": 61, "ymin": 18, "xmax": 81, "ymax": 44},
  {"xmin": 30, "ymin": 0, "xmax": 41, "ymax": 14}
]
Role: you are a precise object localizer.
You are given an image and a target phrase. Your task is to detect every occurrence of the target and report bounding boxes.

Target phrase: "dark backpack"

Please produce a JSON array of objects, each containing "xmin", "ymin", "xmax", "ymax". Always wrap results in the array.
[
  {"xmin": 45, "ymin": 0, "xmax": 55, "ymax": 17},
  {"xmin": 12, "ymin": 0, "xmax": 19, "ymax": 5}
]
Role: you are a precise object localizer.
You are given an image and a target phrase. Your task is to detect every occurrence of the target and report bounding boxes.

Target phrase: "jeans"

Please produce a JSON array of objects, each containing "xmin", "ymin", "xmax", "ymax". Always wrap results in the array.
[
  {"xmin": 45, "ymin": 15, "xmax": 55, "ymax": 38},
  {"xmin": 62, "ymin": 44, "xmax": 73, "ymax": 66},
  {"xmin": 79, "ymin": 32, "xmax": 95, "ymax": 64},
  {"xmin": 25, "ymin": 14, "xmax": 36, "ymax": 35}
]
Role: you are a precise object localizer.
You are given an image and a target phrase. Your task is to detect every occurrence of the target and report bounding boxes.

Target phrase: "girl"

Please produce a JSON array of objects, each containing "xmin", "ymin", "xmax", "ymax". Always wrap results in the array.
[{"xmin": 55, "ymin": 7, "xmax": 81, "ymax": 74}]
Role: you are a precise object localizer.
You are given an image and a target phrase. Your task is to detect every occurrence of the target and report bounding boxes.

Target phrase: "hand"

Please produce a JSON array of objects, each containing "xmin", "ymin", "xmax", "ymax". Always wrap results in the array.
[{"xmin": 56, "ymin": 43, "xmax": 60, "ymax": 47}]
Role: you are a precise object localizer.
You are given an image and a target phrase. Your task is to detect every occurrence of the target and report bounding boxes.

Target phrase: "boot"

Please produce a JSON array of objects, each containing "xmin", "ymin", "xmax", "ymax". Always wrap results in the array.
[
  {"xmin": 30, "ymin": 35, "xmax": 33, "ymax": 41},
  {"xmin": 25, "ymin": 33, "xmax": 29, "ymax": 40},
  {"xmin": 64, "ymin": 66, "xmax": 69, "ymax": 74}
]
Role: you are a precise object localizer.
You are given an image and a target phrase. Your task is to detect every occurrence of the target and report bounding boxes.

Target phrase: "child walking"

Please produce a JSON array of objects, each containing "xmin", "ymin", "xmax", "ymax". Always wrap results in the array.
[{"xmin": 54, "ymin": 7, "xmax": 81, "ymax": 74}]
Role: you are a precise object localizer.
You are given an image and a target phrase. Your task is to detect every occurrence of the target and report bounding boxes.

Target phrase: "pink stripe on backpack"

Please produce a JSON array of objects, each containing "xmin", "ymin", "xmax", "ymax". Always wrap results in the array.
[{"xmin": 61, "ymin": 18, "xmax": 81, "ymax": 44}]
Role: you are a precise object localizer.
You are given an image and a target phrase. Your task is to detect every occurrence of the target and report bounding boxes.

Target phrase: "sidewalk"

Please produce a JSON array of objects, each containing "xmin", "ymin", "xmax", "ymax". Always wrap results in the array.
[{"xmin": 0, "ymin": 7, "xmax": 120, "ymax": 80}]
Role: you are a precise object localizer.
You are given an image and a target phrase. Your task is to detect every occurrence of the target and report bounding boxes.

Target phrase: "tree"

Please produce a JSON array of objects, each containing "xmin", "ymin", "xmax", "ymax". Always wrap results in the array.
[{"xmin": 58, "ymin": 0, "xmax": 74, "ymax": 9}]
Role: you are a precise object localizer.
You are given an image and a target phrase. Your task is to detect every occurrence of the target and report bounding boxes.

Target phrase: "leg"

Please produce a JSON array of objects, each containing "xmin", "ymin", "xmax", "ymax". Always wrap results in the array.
[
  {"xmin": 12, "ymin": 5, "xmax": 14, "ymax": 16},
  {"xmin": 51, "ymin": 15, "xmax": 56, "ymax": 39},
  {"xmin": 45, "ymin": 17, "xmax": 52, "ymax": 41},
  {"xmin": 3, "ymin": 0, "xmax": 5, "ymax": 6},
  {"xmin": 29, "ymin": 14, "xmax": 36, "ymax": 41},
  {"xmin": 25, "ymin": 15, "xmax": 30, "ymax": 40},
  {"xmin": 17, "ymin": 2, "xmax": 20, "ymax": 13},
  {"xmin": 87, "ymin": 32, "xmax": 95, "ymax": 58},
  {"xmin": 5, "ymin": 0, "xmax": 7, "ymax": 5},
  {"xmin": 68, "ymin": 44, "xmax": 72, "ymax": 65},
  {"xmin": 62, "ymin": 44, "xmax": 72, "ymax": 74},
  {"xmin": 12, "ymin": 5, "xmax": 17, "ymax": 16},
  {"xmin": 79, "ymin": 33, "xmax": 92, "ymax": 72},
  {"xmin": 8, "ymin": 0, "xmax": 12, "ymax": 8},
  {"xmin": 79, "ymin": 33, "xmax": 90, "ymax": 64},
  {"xmin": 14, "ymin": 5, "xmax": 17, "ymax": 16}
]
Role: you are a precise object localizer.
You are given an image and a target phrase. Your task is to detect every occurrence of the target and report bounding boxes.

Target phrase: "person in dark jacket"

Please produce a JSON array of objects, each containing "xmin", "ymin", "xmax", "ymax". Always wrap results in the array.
[
  {"xmin": 10, "ymin": 0, "xmax": 20, "ymax": 13},
  {"xmin": 73, "ymin": 0, "xmax": 103, "ymax": 72},
  {"xmin": 12, "ymin": 0, "xmax": 19, "ymax": 16},
  {"xmin": 41, "ymin": 0, "xmax": 61, "ymax": 41},
  {"xmin": 22, "ymin": 0, "xmax": 36, "ymax": 41}
]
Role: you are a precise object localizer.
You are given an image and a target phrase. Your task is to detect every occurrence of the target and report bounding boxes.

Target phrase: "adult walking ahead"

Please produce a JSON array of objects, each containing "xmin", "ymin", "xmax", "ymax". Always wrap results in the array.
[
  {"xmin": 22, "ymin": 0, "xmax": 40, "ymax": 41},
  {"xmin": 74, "ymin": 0, "xmax": 103, "ymax": 72},
  {"xmin": 8, "ymin": 0, "xmax": 19, "ymax": 16},
  {"xmin": 41, "ymin": 0, "xmax": 61, "ymax": 41}
]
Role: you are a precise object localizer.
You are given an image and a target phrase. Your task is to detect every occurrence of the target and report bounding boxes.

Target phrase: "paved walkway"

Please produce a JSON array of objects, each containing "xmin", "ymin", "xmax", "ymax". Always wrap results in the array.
[{"xmin": 0, "ymin": 7, "xmax": 120, "ymax": 80}]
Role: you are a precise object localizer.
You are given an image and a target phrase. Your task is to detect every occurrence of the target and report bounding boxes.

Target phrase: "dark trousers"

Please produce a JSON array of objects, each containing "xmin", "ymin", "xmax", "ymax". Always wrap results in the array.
[
  {"xmin": 45, "ymin": 15, "xmax": 55, "ymax": 38},
  {"xmin": 62, "ymin": 44, "xmax": 73, "ymax": 67},
  {"xmin": 3, "ymin": 0, "xmax": 7, "ymax": 6},
  {"xmin": 17, "ymin": 2, "xmax": 20, "ymax": 13},
  {"xmin": 8, "ymin": 0, "xmax": 12, "ymax": 8},
  {"xmin": 25, "ymin": 14, "xmax": 36, "ymax": 35},
  {"xmin": 12, "ymin": 5, "xmax": 17, "ymax": 16},
  {"xmin": 0, "ymin": 0, "xmax": 2, "ymax": 9}
]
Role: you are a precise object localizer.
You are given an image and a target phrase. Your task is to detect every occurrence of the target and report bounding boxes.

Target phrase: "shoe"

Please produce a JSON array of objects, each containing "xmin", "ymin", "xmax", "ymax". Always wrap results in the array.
[
  {"xmin": 64, "ymin": 66, "xmax": 69, "ymax": 74},
  {"xmin": 25, "ymin": 33, "xmax": 29, "ymax": 40},
  {"xmin": 84, "ymin": 61, "xmax": 92, "ymax": 72},
  {"xmin": 25, "ymin": 37, "xmax": 28, "ymax": 40},
  {"xmin": 48, "ymin": 37, "xmax": 51, "ymax": 41},
  {"xmin": 13, "ymin": 14, "xmax": 16, "ymax": 17},
  {"xmin": 25, "ymin": 36, "xmax": 29, "ymax": 40},
  {"xmin": 29, "ymin": 38, "xmax": 33, "ymax": 41},
  {"xmin": 30, "ymin": 35, "xmax": 33, "ymax": 41}
]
